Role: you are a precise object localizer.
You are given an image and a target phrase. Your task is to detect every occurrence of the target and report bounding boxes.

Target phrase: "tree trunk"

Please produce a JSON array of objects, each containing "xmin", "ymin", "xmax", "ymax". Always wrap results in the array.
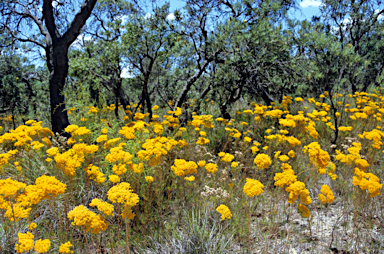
[
  {"xmin": 257, "ymin": 84, "xmax": 274, "ymax": 106},
  {"xmin": 142, "ymin": 76, "xmax": 153, "ymax": 120},
  {"xmin": 43, "ymin": 0, "xmax": 98, "ymax": 135},
  {"xmin": 49, "ymin": 41, "xmax": 70, "ymax": 135}
]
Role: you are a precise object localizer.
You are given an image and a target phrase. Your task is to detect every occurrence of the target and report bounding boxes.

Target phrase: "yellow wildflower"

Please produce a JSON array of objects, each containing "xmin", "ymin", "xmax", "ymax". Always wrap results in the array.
[
  {"xmin": 298, "ymin": 204, "xmax": 311, "ymax": 218},
  {"xmin": 318, "ymin": 185, "xmax": 335, "ymax": 204},
  {"xmin": 34, "ymin": 239, "xmax": 51, "ymax": 253},
  {"xmin": 108, "ymin": 182, "xmax": 139, "ymax": 208},
  {"xmin": 171, "ymin": 159, "xmax": 198, "ymax": 176},
  {"xmin": 89, "ymin": 198, "xmax": 114, "ymax": 216},
  {"xmin": 198, "ymin": 160, "xmax": 206, "ymax": 167},
  {"xmin": 184, "ymin": 176, "xmax": 195, "ymax": 182},
  {"xmin": 145, "ymin": 176, "xmax": 154, "ymax": 183},
  {"xmin": 15, "ymin": 232, "xmax": 34, "ymax": 253},
  {"xmin": 67, "ymin": 205, "xmax": 108, "ymax": 234},
  {"xmin": 108, "ymin": 175, "xmax": 120, "ymax": 184},
  {"xmin": 59, "ymin": 241, "xmax": 73, "ymax": 253},
  {"xmin": 205, "ymin": 163, "xmax": 218, "ymax": 173},
  {"xmin": 243, "ymin": 178, "xmax": 264, "ymax": 197},
  {"xmin": 254, "ymin": 154, "xmax": 272, "ymax": 169},
  {"xmin": 28, "ymin": 222, "xmax": 37, "ymax": 230},
  {"xmin": 216, "ymin": 204, "xmax": 232, "ymax": 220}
]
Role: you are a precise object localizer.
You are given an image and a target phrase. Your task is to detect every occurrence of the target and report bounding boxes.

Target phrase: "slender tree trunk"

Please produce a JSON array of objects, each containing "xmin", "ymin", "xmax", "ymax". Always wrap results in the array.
[
  {"xmin": 257, "ymin": 84, "xmax": 274, "ymax": 106},
  {"xmin": 142, "ymin": 76, "xmax": 153, "ymax": 120},
  {"xmin": 49, "ymin": 42, "xmax": 70, "ymax": 135}
]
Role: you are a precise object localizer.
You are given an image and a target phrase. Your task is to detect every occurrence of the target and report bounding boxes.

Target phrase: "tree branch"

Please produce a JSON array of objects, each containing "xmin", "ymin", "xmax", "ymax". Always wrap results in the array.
[{"xmin": 62, "ymin": 0, "xmax": 98, "ymax": 46}]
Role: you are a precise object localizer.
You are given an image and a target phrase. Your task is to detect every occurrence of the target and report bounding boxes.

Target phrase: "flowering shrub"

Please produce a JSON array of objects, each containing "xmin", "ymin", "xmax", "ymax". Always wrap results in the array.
[{"xmin": 1, "ymin": 90, "xmax": 384, "ymax": 252}]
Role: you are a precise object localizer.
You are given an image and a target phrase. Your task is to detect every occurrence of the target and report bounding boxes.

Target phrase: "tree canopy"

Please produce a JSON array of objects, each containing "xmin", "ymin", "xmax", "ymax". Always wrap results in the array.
[{"xmin": 0, "ymin": 0, "xmax": 383, "ymax": 131}]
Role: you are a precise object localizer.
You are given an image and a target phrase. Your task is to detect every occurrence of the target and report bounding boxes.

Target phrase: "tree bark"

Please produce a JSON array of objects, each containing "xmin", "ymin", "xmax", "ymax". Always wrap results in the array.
[
  {"xmin": 49, "ymin": 41, "xmax": 70, "ymax": 134},
  {"xmin": 43, "ymin": 0, "xmax": 98, "ymax": 135}
]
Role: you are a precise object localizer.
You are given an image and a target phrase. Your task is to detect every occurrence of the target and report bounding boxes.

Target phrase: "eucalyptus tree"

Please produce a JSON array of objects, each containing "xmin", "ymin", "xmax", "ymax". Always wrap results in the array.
[
  {"xmin": 1, "ymin": 0, "xmax": 98, "ymax": 134},
  {"xmin": 69, "ymin": 36, "xmax": 131, "ymax": 119},
  {"xmin": 320, "ymin": 0, "xmax": 384, "ymax": 93},
  {"xmin": 82, "ymin": 0, "xmax": 136, "ymax": 115},
  {"xmin": 121, "ymin": 4, "xmax": 177, "ymax": 119},
  {"xmin": 204, "ymin": 0, "xmax": 299, "ymax": 116},
  {"xmin": 167, "ymin": 0, "xmax": 227, "ymax": 112},
  {"xmin": 0, "ymin": 49, "xmax": 33, "ymax": 126}
]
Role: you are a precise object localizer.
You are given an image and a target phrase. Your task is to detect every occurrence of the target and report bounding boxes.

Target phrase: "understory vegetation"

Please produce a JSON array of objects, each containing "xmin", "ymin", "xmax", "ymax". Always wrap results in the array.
[{"xmin": 1, "ymin": 90, "xmax": 384, "ymax": 253}]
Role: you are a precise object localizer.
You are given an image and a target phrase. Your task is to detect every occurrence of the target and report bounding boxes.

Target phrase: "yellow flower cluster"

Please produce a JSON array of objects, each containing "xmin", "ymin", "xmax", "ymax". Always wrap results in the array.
[
  {"xmin": 0, "ymin": 178, "xmax": 32, "ymax": 221},
  {"xmin": 84, "ymin": 164, "xmax": 105, "ymax": 183},
  {"xmin": 34, "ymin": 239, "xmax": 51, "ymax": 253},
  {"xmin": 184, "ymin": 176, "xmax": 195, "ymax": 182},
  {"xmin": 137, "ymin": 137, "xmax": 178, "ymax": 166},
  {"xmin": 0, "ymin": 177, "xmax": 26, "ymax": 198},
  {"xmin": 107, "ymin": 182, "xmax": 139, "ymax": 209},
  {"xmin": 335, "ymin": 142, "xmax": 362, "ymax": 164},
  {"xmin": 352, "ymin": 168, "xmax": 382, "ymax": 197},
  {"xmin": 153, "ymin": 122, "xmax": 164, "ymax": 135},
  {"xmin": 119, "ymin": 126, "xmax": 135, "ymax": 139},
  {"xmin": 303, "ymin": 142, "xmax": 330, "ymax": 173},
  {"xmin": 225, "ymin": 127, "xmax": 242, "ymax": 138},
  {"xmin": 145, "ymin": 176, "xmax": 154, "ymax": 183},
  {"xmin": 171, "ymin": 159, "xmax": 198, "ymax": 177},
  {"xmin": 31, "ymin": 141, "xmax": 44, "ymax": 150},
  {"xmin": 196, "ymin": 137, "xmax": 210, "ymax": 145},
  {"xmin": 318, "ymin": 185, "xmax": 335, "ymax": 204},
  {"xmin": 278, "ymin": 155, "xmax": 290, "ymax": 162},
  {"xmin": 216, "ymin": 204, "xmax": 232, "ymax": 220},
  {"xmin": 88, "ymin": 106, "xmax": 99, "ymax": 114},
  {"xmin": 109, "ymin": 175, "xmax": 120, "ymax": 184},
  {"xmin": 112, "ymin": 163, "xmax": 128, "ymax": 175},
  {"xmin": 29, "ymin": 222, "xmax": 37, "ymax": 230},
  {"xmin": 73, "ymin": 143, "xmax": 99, "ymax": 154},
  {"xmin": 298, "ymin": 204, "xmax": 311, "ymax": 218},
  {"xmin": 286, "ymin": 181, "xmax": 311, "ymax": 205},
  {"xmin": 198, "ymin": 160, "xmax": 206, "ymax": 167},
  {"xmin": 59, "ymin": 241, "xmax": 73, "ymax": 253},
  {"xmin": 106, "ymin": 146, "xmax": 133, "ymax": 164},
  {"xmin": 21, "ymin": 175, "xmax": 66, "ymax": 206},
  {"xmin": 205, "ymin": 163, "xmax": 218, "ymax": 173},
  {"xmin": 191, "ymin": 114, "xmax": 214, "ymax": 128},
  {"xmin": 359, "ymin": 128, "xmax": 384, "ymax": 149},
  {"xmin": 218, "ymin": 152, "xmax": 234, "ymax": 162},
  {"xmin": 164, "ymin": 110, "xmax": 181, "ymax": 128},
  {"xmin": 67, "ymin": 205, "xmax": 109, "ymax": 234},
  {"xmin": 288, "ymin": 150, "xmax": 296, "ymax": 158},
  {"xmin": 0, "ymin": 120, "xmax": 52, "ymax": 148},
  {"xmin": 254, "ymin": 153, "xmax": 272, "ymax": 169},
  {"xmin": 134, "ymin": 112, "xmax": 149, "ymax": 120},
  {"xmin": 104, "ymin": 137, "xmax": 121, "ymax": 149},
  {"xmin": 65, "ymin": 125, "xmax": 91, "ymax": 137},
  {"xmin": 15, "ymin": 232, "xmax": 34, "ymax": 253},
  {"xmin": 54, "ymin": 149, "xmax": 85, "ymax": 176},
  {"xmin": 338, "ymin": 126, "xmax": 353, "ymax": 132},
  {"xmin": 274, "ymin": 163, "xmax": 297, "ymax": 188},
  {"xmin": 96, "ymin": 135, "xmax": 108, "ymax": 143},
  {"xmin": 243, "ymin": 178, "xmax": 264, "ymax": 197},
  {"xmin": 89, "ymin": 198, "xmax": 114, "ymax": 216},
  {"xmin": 0, "ymin": 152, "xmax": 13, "ymax": 168},
  {"xmin": 264, "ymin": 133, "xmax": 302, "ymax": 147},
  {"xmin": 279, "ymin": 118, "xmax": 297, "ymax": 128},
  {"xmin": 264, "ymin": 109, "xmax": 284, "ymax": 118}
]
